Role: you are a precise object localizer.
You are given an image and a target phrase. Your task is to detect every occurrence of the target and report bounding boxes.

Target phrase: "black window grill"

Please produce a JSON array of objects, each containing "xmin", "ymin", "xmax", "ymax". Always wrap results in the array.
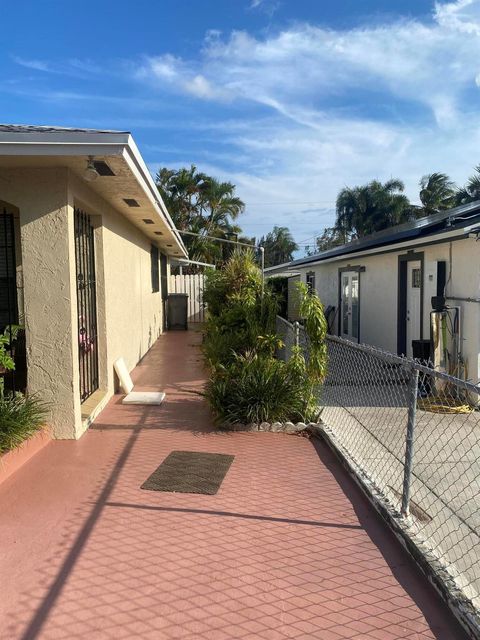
[
  {"xmin": 0, "ymin": 211, "xmax": 18, "ymax": 329},
  {"xmin": 160, "ymin": 252, "xmax": 168, "ymax": 300},
  {"xmin": 306, "ymin": 271, "xmax": 316, "ymax": 293},
  {"xmin": 74, "ymin": 209, "xmax": 99, "ymax": 402},
  {"xmin": 151, "ymin": 245, "xmax": 160, "ymax": 293},
  {"xmin": 0, "ymin": 209, "xmax": 26, "ymax": 392}
]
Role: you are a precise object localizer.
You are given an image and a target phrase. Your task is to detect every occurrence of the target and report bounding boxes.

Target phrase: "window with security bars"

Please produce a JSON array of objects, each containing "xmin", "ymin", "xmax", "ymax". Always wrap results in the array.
[
  {"xmin": 306, "ymin": 271, "xmax": 316, "ymax": 294},
  {"xmin": 412, "ymin": 267, "xmax": 421, "ymax": 288},
  {"xmin": 74, "ymin": 209, "xmax": 99, "ymax": 402},
  {"xmin": 0, "ymin": 211, "xmax": 18, "ymax": 329},
  {"xmin": 151, "ymin": 245, "xmax": 160, "ymax": 293},
  {"xmin": 160, "ymin": 252, "xmax": 168, "ymax": 300}
]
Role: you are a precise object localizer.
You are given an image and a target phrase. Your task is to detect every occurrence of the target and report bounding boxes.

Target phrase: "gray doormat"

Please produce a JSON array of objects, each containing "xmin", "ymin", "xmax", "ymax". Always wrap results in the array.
[{"xmin": 141, "ymin": 450, "xmax": 235, "ymax": 495}]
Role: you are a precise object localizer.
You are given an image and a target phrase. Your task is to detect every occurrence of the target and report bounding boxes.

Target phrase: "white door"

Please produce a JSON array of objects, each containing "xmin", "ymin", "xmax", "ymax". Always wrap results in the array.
[
  {"xmin": 406, "ymin": 261, "xmax": 421, "ymax": 358},
  {"xmin": 340, "ymin": 272, "xmax": 359, "ymax": 342}
]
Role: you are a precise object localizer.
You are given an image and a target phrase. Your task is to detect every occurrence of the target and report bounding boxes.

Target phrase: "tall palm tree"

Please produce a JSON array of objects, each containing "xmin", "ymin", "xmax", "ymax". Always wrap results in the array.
[
  {"xmin": 156, "ymin": 168, "xmax": 245, "ymax": 267},
  {"xmin": 456, "ymin": 165, "xmax": 480, "ymax": 206},
  {"xmin": 335, "ymin": 179, "xmax": 412, "ymax": 239},
  {"xmin": 260, "ymin": 226, "xmax": 298, "ymax": 267},
  {"xmin": 419, "ymin": 173, "xmax": 456, "ymax": 216},
  {"xmin": 156, "ymin": 165, "xmax": 207, "ymax": 231},
  {"xmin": 199, "ymin": 178, "xmax": 245, "ymax": 234}
]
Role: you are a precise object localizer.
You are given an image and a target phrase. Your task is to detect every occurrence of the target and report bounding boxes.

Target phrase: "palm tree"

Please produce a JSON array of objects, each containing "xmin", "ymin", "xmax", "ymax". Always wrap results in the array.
[
  {"xmin": 199, "ymin": 178, "xmax": 245, "ymax": 234},
  {"xmin": 156, "ymin": 165, "xmax": 207, "ymax": 231},
  {"xmin": 335, "ymin": 179, "xmax": 412, "ymax": 239},
  {"xmin": 456, "ymin": 165, "xmax": 480, "ymax": 206},
  {"xmin": 419, "ymin": 173, "xmax": 456, "ymax": 216},
  {"xmin": 156, "ymin": 168, "xmax": 245, "ymax": 267},
  {"xmin": 260, "ymin": 226, "xmax": 298, "ymax": 267}
]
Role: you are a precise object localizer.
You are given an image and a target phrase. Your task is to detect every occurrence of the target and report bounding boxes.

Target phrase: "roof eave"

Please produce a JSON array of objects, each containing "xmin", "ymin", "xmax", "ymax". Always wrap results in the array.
[{"xmin": 0, "ymin": 130, "xmax": 188, "ymax": 258}]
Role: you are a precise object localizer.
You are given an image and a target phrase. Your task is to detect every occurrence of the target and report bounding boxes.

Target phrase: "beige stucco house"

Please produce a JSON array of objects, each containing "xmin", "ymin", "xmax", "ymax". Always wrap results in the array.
[
  {"xmin": 0, "ymin": 124, "xmax": 187, "ymax": 439},
  {"xmin": 273, "ymin": 202, "xmax": 480, "ymax": 384}
]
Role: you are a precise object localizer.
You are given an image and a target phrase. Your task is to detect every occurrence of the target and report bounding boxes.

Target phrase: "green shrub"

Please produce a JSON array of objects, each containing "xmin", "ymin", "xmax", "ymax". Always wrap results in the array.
[
  {"xmin": 203, "ymin": 250, "xmax": 278, "ymax": 367},
  {"xmin": 296, "ymin": 282, "xmax": 328, "ymax": 383},
  {"xmin": 205, "ymin": 351, "xmax": 319, "ymax": 425},
  {"xmin": 0, "ymin": 393, "xmax": 49, "ymax": 454},
  {"xmin": 203, "ymin": 250, "xmax": 263, "ymax": 317},
  {"xmin": 202, "ymin": 251, "xmax": 328, "ymax": 426}
]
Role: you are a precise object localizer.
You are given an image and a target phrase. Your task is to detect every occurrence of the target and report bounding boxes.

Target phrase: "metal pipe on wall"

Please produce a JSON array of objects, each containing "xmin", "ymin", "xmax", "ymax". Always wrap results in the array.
[{"xmin": 446, "ymin": 296, "xmax": 480, "ymax": 304}]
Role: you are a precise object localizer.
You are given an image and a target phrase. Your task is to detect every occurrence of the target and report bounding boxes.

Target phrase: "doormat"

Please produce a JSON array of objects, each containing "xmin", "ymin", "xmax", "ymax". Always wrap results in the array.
[{"xmin": 141, "ymin": 451, "xmax": 235, "ymax": 495}]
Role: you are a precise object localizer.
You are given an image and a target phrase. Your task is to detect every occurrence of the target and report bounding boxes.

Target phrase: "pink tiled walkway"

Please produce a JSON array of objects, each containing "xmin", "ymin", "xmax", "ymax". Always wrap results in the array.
[{"xmin": 0, "ymin": 330, "xmax": 468, "ymax": 639}]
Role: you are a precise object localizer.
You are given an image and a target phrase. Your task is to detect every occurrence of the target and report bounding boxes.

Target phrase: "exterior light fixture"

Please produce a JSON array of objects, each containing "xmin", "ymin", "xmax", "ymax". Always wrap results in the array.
[{"xmin": 83, "ymin": 156, "xmax": 99, "ymax": 182}]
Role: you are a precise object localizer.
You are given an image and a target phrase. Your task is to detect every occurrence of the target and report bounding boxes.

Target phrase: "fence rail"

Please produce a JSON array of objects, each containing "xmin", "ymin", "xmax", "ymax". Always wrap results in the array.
[
  {"xmin": 169, "ymin": 273, "xmax": 206, "ymax": 323},
  {"xmin": 276, "ymin": 315, "xmax": 480, "ymax": 621}
]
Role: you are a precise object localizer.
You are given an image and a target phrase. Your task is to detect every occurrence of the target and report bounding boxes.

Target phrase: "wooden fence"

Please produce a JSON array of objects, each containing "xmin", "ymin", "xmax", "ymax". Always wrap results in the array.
[{"xmin": 169, "ymin": 273, "xmax": 206, "ymax": 323}]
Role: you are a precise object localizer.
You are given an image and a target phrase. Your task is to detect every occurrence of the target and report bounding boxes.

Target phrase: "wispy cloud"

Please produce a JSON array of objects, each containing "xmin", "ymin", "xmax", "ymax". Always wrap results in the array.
[
  {"xmin": 136, "ymin": 0, "xmax": 480, "ymax": 129},
  {"xmin": 434, "ymin": 0, "xmax": 480, "ymax": 33},
  {"xmin": 248, "ymin": 0, "xmax": 280, "ymax": 17},
  {"xmin": 12, "ymin": 1, "xmax": 479, "ymax": 244},
  {"xmin": 136, "ymin": 54, "xmax": 231, "ymax": 100},
  {"xmin": 12, "ymin": 56, "xmax": 51, "ymax": 72},
  {"xmin": 11, "ymin": 55, "xmax": 103, "ymax": 78},
  {"xmin": 133, "ymin": 0, "xmax": 480, "ymax": 241}
]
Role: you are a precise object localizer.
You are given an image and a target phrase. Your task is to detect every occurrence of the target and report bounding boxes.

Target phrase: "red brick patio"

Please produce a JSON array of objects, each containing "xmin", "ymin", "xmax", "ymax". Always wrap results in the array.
[{"xmin": 0, "ymin": 329, "xmax": 468, "ymax": 639}]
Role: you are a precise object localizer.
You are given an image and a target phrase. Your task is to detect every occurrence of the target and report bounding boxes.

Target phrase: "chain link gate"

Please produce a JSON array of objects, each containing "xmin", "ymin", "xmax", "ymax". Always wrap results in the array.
[{"xmin": 74, "ymin": 208, "xmax": 99, "ymax": 402}]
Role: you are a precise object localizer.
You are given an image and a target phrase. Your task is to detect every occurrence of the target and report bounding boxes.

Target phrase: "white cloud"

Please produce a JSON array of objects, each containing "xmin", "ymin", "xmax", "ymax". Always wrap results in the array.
[
  {"xmin": 11, "ymin": 55, "xmax": 103, "ymax": 78},
  {"xmin": 248, "ymin": 0, "xmax": 280, "ymax": 17},
  {"xmin": 12, "ymin": 56, "xmax": 51, "ymax": 72},
  {"xmin": 435, "ymin": 0, "xmax": 480, "ymax": 34},
  {"xmin": 137, "ymin": 2, "xmax": 480, "ymax": 128},
  {"xmin": 138, "ymin": 54, "xmax": 231, "ymax": 101},
  {"xmin": 136, "ymin": 0, "xmax": 480, "ymax": 243}
]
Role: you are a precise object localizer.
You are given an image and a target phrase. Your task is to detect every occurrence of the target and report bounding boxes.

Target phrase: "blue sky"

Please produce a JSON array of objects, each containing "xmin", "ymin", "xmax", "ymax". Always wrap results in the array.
[{"xmin": 2, "ymin": 0, "xmax": 480, "ymax": 252}]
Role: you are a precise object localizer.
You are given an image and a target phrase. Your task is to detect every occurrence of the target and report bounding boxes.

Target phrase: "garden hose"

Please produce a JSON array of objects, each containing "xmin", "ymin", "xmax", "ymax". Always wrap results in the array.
[{"xmin": 417, "ymin": 397, "xmax": 474, "ymax": 414}]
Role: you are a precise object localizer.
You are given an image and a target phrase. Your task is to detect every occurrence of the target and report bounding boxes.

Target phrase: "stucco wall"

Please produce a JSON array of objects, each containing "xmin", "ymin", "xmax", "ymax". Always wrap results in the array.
[
  {"xmin": 0, "ymin": 167, "xmax": 81, "ymax": 438},
  {"xmin": 0, "ymin": 167, "xmax": 167, "ymax": 439},
  {"xmin": 297, "ymin": 237, "xmax": 480, "ymax": 382},
  {"xmin": 67, "ymin": 172, "xmax": 165, "ymax": 397}
]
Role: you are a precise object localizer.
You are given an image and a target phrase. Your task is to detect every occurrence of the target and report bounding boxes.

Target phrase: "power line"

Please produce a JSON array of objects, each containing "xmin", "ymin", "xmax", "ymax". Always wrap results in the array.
[{"xmin": 245, "ymin": 201, "xmax": 334, "ymax": 205}]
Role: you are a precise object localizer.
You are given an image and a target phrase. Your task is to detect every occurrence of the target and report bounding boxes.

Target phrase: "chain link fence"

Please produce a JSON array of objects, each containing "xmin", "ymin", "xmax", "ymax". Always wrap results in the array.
[{"xmin": 276, "ymin": 315, "xmax": 480, "ymax": 622}]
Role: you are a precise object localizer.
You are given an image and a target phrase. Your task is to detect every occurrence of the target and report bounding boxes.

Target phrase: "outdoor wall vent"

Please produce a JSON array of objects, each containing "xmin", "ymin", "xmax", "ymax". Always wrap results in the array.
[
  {"xmin": 166, "ymin": 244, "xmax": 173, "ymax": 247},
  {"xmin": 154, "ymin": 231, "xmax": 163, "ymax": 235},
  {"xmin": 123, "ymin": 198, "xmax": 140, "ymax": 207},
  {"xmin": 93, "ymin": 160, "xmax": 115, "ymax": 176},
  {"xmin": 142, "ymin": 219, "xmax": 154, "ymax": 224}
]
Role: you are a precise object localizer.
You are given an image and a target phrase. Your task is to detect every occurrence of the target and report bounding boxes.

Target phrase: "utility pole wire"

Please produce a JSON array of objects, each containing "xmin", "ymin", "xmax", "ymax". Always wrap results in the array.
[
  {"xmin": 179, "ymin": 229, "xmax": 257, "ymax": 248},
  {"xmin": 178, "ymin": 230, "xmax": 265, "ymax": 297}
]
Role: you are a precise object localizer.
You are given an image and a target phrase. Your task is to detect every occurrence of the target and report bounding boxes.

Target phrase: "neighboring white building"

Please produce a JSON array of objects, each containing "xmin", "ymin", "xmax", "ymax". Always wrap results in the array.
[
  {"xmin": 0, "ymin": 124, "xmax": 187, "ymax": 438},
  {"xmin": 278, "ymin": 203, "xmax": 480, "ymax": 382}
]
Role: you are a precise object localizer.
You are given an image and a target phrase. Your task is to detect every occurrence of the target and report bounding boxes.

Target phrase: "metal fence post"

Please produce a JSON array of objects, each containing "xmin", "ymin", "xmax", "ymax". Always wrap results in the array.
[
  {"xmin": 294, "ymin": 321, "xmax": 300, "ymax": 349},
  {"xmin": 401, "ymin": 366, "xmax": 419, "ymax": 516}
]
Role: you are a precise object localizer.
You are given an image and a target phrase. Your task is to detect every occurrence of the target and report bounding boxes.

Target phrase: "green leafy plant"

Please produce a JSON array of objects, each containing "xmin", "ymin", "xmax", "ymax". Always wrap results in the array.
[
  {"xmin": 0, "ymin": 393, "xmax": 49, "ymax": 454},
  {"xmin": 202, "ymin": 251, "xmax": 329, "ymax": 426},
  {"xmin": 202, "ymin": 249, "xmax": 278, "ymax": 367},
  {"xmin": 205, "ymin": 351, "xmax": 318, "ymax": 425},
  {"xmin": 296, "ymin": 281, "xmax": 328, "ymax": 383},
  {"xmin": 0, "ymin": 325, "xmax": 23, "ymax": 399}
]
